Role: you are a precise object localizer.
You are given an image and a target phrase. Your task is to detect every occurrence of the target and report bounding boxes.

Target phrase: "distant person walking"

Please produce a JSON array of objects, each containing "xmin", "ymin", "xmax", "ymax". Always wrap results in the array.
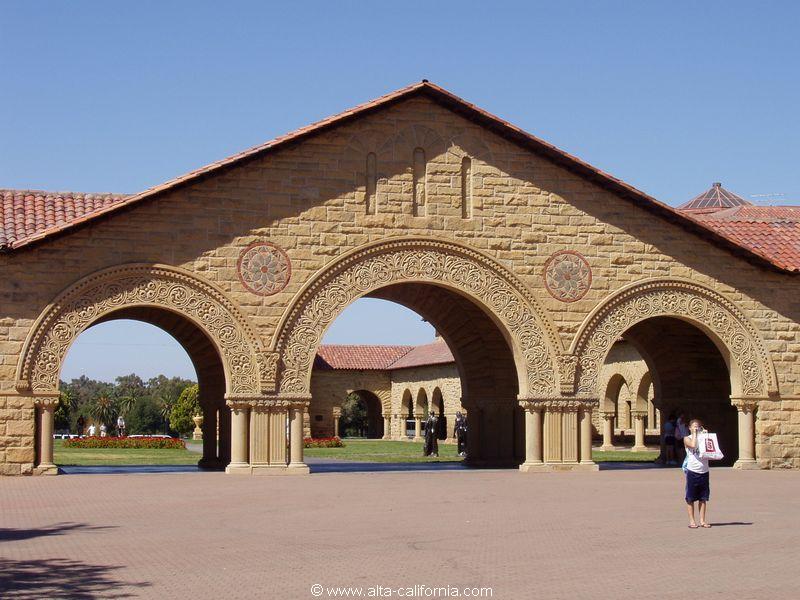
[
  {"xmin": 87, "ymin": 423, "xmax": 96, "ymax": 437},
  {"xmin": 683, "ymin": 419, "xmax": 711, "ymax": 529},
  {"xmin": 675, "ymin": 413, "xmax": 689, "ymax": 464},
  {"xmin": 663, "ymin": 414, "xmax": 677, "ymax": 465},
  {"xmin": 99, "ymin": 423, "xmax": 107, "ymax": 437},
  {"xmin": 117, "ymin": 415, "xmax": 126, "ymax": 437}
]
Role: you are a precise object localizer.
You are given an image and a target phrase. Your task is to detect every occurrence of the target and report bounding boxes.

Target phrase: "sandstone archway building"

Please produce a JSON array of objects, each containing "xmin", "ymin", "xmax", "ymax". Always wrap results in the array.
[{"xmin": 1, "ymin": 81, "xmax": 796, "ymax": 476}]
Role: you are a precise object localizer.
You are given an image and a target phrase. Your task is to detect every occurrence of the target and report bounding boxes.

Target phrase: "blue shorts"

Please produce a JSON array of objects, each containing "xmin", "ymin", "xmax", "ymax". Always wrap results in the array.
[{"xmin": 685, "ymin": 470, "xmax": 710, "ymax": 503}]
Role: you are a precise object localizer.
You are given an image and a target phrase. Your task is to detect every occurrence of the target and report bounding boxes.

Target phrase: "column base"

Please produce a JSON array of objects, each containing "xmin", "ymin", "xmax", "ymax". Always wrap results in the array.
[
  {"xmin": 733, "ymin": 459, "xmax": 760, "ymax": 470},
  {"xmin": 34, "ymin": 464, "xmax": 58, "ymax": 476},
  {"xmin": 381, "ymin": 435, "xmax": 391, "ymax": 440},
  {"xmin": 225, "ymin": 463, "xmax": 252, "ymax": 475},
  {"xmin": 288, "ymin": 463, "xmax": 311, "ymax": 475},
  {"xmin": 599, "ymin": 445, "xmax": 617, "ymax": 452},
  {"xmin": 547, "ymin": 461, "xmax": 599, "ymax": 472},
  {"xmin": 631, "ymin": 445, "xmax": 649, "ymax": 453},
  {"xmin": 412, "ymin": 436, "xmax": 423, "ymax": 442},
  {"xmin": 519, "ymin": 462, "xmax": 550, "ymax": 473}
]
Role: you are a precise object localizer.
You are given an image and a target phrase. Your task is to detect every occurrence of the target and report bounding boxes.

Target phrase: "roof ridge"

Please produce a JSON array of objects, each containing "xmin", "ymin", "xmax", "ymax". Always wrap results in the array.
[{"xmin": 0, "ymin": 188, "xmax": 129, "ymax": 197}]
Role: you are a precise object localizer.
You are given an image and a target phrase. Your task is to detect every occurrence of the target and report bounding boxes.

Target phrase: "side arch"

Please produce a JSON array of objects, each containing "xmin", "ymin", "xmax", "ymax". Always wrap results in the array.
[
  {"xmin": 571, "ymin": 278, "xmax": 778, "ymax": 398},
  {"xmin": 273, "ymin": 237, "xmax": 562, "ymax": 397},
  {"xmin": 16, "ymin": 264, "xmax": 264, "ymax": 396}
]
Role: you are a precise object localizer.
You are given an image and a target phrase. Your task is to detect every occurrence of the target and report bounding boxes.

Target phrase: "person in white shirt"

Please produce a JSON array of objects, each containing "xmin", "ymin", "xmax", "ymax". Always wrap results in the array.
[
  {"xmin": 87, "ymin": 423, "xmax": 96, "ymax": 437},
  {"xmin": 683, "ymin": 419, "xmax": 711, "ymax": 529}
]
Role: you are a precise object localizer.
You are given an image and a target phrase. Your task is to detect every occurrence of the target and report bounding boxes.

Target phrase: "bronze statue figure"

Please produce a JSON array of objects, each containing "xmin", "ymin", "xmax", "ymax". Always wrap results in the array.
[{"xmin": 423, "ymin": 411, "xmax": 439, "ymax": 457}]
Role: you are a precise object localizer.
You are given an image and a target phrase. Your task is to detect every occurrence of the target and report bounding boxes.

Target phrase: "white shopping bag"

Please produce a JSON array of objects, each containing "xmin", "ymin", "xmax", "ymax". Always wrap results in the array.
[{"xmin": 698, "ymin": 432, "xmax": 724, "ymax": 461}]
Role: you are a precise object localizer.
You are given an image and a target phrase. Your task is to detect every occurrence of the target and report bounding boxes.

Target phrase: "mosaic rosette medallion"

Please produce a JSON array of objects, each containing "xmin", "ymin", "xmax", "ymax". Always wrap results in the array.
[
  {"xmin": 544, "ymin": 250, "xmax": 592, "ymax": 302},
  {"xmin": 237, "ymin": 242, "xmax": 291, "ymax": 296}
]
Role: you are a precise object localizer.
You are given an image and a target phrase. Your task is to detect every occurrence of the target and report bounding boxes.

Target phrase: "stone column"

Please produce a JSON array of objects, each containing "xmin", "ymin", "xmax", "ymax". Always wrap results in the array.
[
  {"xmin": 600, "ymin": 411, "xmax": 615, "ymax": 451},
  {"xmin": 632, "ymin": 410, "xmax": 647, "ymax": 452},
  {"xmin": 226, "ymin": 402, "xmax": 250, "ymax": 474},
  {"xmin": 732, "ymin": 398, "xmax": 759, "ymax": 469},
  {"xmin": 579, "ymin": 405, "xmax": 595, "ymax": 466},
  {"xmin": 218, "ymin": 406, "xmax": 231, "ymax": 466},
  {"xmin": 519, "ymin": 401, "xmax": 545, "ymax": 472},
  {"xmin": 382, "ymin": 414, "xmax": 391, "ymax": 440},
  {"xmin": 332, "ymin": 406, "xmax": 341, "ymax": 438},
  {"xmin": 413, "ymin": 413, "xmax": 423, "ymax": 442},
  {"xmin": 35, "ymin": 397, "xmax": 58, "ymax": 475},
  {"xmin": 289, "ymin": 404, "xmax": 309, "ymax": 474}
]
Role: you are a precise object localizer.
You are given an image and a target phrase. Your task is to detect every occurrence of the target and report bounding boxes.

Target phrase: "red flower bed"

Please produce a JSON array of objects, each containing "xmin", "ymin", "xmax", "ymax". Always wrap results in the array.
[
  {"xmin": 63, "ymin": 436, "xmax": 186, "ymax": 449},
  {"xmin": 304, "ymin": 436, "xmax": 344, "ymax": 448}
]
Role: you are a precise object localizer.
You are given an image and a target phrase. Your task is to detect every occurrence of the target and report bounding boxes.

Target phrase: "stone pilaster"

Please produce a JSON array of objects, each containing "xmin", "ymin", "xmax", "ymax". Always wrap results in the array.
[
  {"xmin": 382, "ymin": 414, "xmax": 391, "ymax": 440},
  {"xmin": 34, "ymin": 395, "xmax": 59, "ymax": 475},
  {"xmin": 332, "ymin": 406, "xmax": 341, "ymax": 438},
  {"xmin": 732, "ymin": 397, "xmax": 760, "ymax": 469},
  {"xmin": 519, "ymin": 398, "xmax": 599, "ymax": 472},
  {"xmin": 600, "ymin": 411, "xmax": 615, "ymax": 451},
  {"xmin": 631, "ymin": 410, "xmax": 648, "ymax": 452}
]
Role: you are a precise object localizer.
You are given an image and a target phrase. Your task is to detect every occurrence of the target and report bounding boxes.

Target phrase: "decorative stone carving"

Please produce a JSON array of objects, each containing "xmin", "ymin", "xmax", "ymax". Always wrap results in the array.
[
  {"xmin": 275, "ymin": 238, "xmax": 560, "ymax": 396},
  {"xmin": 557, "ymin": 354, "xmax": 578, "ymax": 395},
  {"xmin": 544, "ymin": 251, "xmax": 592, "ymax": 302},
  {"xmin": 237, "ymin": 242, "xmax": 291, "ymax": 296},
  {"xmin": 519, "ymin": 398, "xmax": 598, "ymax": 412},
  {"xmin": 731, "ymin": 398, "xmax": 759, "ymax": 413},
  {"xmin": 259, "ymin": 352, "xmax": 280, "ymax": 392},
  {"xmin": 573, "ymin": 279, "xmax": 776, "ymax": 397},
  {"xmin": 18, "ymin": 265, "xmax": 262, "ymax": 395}
]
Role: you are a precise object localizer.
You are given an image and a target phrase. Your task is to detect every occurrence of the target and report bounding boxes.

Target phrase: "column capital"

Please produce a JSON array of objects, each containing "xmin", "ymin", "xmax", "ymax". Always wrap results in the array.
[
  {"xmin": 225, "ymin": 393, "xmax": 311, "ymax": 410},
  {"xmin": 519, "ymin": 397, "xmax": 599, "ymax": 413},
  {"xmin": 631, "ymin": 410, "xmax": 648, "ymax": 420},
  {"xmin": 601, "ymin": 411, "xmax": 616, "ymax": 422},
  {"xmin": 33, "ymin": 394, "xmax": 60, "ymax": 409},
  {"xmin": 731, "ymin": 397, "xmax": 762, "ymax": 413}
]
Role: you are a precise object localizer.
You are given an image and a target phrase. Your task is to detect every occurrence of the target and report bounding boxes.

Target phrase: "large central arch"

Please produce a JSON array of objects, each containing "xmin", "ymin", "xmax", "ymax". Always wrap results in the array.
[{"xmin": 274, "ymin": 237, "xmax": 562, "ymax": 398}]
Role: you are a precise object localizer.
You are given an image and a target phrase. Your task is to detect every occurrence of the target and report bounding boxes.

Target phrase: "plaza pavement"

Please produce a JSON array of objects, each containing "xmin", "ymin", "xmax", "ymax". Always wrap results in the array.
[{"xmin": 1, "ymin": 466, "xmax": 798, "ymax": 599}]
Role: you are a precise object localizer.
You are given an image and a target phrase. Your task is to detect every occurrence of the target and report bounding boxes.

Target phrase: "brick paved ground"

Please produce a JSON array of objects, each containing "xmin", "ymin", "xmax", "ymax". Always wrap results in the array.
[{"xmin": 2, "ymin": 467, "xmax": 798, "ymax": 599}]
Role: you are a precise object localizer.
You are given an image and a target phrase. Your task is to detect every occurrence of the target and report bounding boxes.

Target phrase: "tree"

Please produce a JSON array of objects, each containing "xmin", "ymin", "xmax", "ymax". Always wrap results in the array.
[
  {"xmin": 54, "ymin": 390, "xmax": 73, "ymax": 431},
  {"xmin": 340, "ymin": 392, "xmax": 368, "ymax": 438},
  {"xmin": 91, "ymin": 395, "xmax": 116, "ymax": 429},
  {"xmin": 158, "ymin": 397, "xmax": 176, "ymax": 434},
  {"xmin": 117, "ymin": 395, "xmax": 138, "ymax": 417},
  {"xmin": 169, "ymin": 384, "xmax": 200, "ymax": 436},
  {"xmin": 127, "ymin": 396, "xmax": 162, "ymax": 434}
]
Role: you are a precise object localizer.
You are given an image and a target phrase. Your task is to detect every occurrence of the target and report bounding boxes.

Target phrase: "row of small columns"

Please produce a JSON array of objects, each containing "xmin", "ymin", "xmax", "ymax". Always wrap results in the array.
[
  {"xmin": 597, "ymin": 397, "xmax": 760, "ymax": 468},
  {"xmin": 226, "ymin": 397, "xmax": 309, "ymax": 475},
  {"xmin": 519, "ymin": 399, "xmax": 599, "ymax": 472}
]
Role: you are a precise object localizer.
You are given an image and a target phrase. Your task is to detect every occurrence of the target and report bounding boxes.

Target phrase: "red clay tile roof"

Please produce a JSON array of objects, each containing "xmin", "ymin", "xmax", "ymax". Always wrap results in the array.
[
  {"xmin": 687, "ymin": 205, "xmax": 800, "ymax": 271},
  {"xmin": 315, "ymin": 345, "xmax": 414, "ymax": 370},
  {"xmin": 314, "ymin": 339, "xmax": 456, "ymax": 371},
  {"xmin": 679, "ymin": 182, "xmax": 752, "ymax": 211},
  {"xmin": 387, "ymin": 338, "xmax": 455, "ymax": 370},
  {"xmin": 0, "ymin": 189, "xmax": 129, "ymax": 247},
  {"xmin": 0, "ymin": 81, "xmax": 796, "ymax": 274}
]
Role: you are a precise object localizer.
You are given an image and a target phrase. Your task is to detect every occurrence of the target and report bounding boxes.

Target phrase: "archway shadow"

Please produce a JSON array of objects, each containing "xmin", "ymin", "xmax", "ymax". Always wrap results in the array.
[
  {"xmin": 0, "ymin": 557, "xmax": 149, "ymax": 598},
  {"xmin": 59, "ymin": 465, "xmax": 200, "ymax": 475},
  {"xmin": 709, "ymin": 522, "xmax": 753, "ymax": 527},
  {"xmin": 0, "ymin": 522, "xmax": 115, "ymax": 543}
]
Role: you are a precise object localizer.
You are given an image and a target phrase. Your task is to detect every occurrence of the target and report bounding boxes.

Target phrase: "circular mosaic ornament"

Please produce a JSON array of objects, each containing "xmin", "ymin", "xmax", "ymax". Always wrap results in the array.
[
  {"xmin": 237, "ymin": 242, "xmax": 291, "ymax": 296},
  {"xmin": 544, "ymin": 251, "xmax": 592, "ymax": 302}
]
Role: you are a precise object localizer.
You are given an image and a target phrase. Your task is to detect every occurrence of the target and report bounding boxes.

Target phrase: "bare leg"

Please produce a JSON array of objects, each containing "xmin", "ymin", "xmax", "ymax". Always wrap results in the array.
[
  {"xmin": 686, "ymin": 502, "xmax": 698, "ymax": 527},
  {"xmin": 699, "ymin": 501, "xmax": 709, "ymax": 527}
]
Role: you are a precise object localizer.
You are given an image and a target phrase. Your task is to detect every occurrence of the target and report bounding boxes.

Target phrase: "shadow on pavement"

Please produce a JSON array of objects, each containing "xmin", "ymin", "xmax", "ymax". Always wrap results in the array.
[
  {"xmin": 306, "ymin": 459, "xmax": 474, "ymax": 473},
  {"xmin": 0, "ymin": 522, "xmax": 115, "ymax": 543},
  {"xmin": 59, "ymin": 465, "xmax": 200, "ymax": 475},
  {"xmin": 0, "ymin": 557, "xmax": 149, "ymax": 599},
  {"xmin": 709, "ymin": 522, "xmax": 753, "ymax": 527}
]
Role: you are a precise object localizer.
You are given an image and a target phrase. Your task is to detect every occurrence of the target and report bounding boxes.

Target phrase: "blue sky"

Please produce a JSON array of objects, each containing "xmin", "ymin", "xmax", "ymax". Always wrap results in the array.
[{"xmin": 4, "ymin": 1, "xmax": 797, "ymax": 381}]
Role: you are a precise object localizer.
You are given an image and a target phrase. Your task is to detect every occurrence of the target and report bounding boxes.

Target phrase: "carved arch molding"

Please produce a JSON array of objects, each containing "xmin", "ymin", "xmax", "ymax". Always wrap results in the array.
[
  {"xmin": 17, "ymin": 264, "xmax": 264, "ymax": 395},
  {"xmin": 573, "ymin": 280, "xmax": 778, "ymax": 398},
  {"xmin": 275, "ymin": 238, "xmax": 562, "ymax": 397}
]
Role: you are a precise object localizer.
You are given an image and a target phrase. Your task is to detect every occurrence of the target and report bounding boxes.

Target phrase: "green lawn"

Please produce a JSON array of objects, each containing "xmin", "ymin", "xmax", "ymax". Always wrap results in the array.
[
  {"xmin": 53, "ymin": 439, "xmax": 199, "ymax": 466},
  {"xmin": 305, "ymin": 439, "xmax": 464, "ymax": 463},
  {"xmin": 52, "ymin": 439, "xmax": 660, "ymax": 466},
  {"xmin": 592, "ymin": 449, "xmax": 659, "ymax": 462}
]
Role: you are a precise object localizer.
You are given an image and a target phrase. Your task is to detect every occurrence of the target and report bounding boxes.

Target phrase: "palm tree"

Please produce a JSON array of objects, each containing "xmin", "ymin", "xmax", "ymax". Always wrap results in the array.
[
  {"xmin": 158, "ymin": 396, "xmax": 176, "ymax": 435},
  {"xmin": 117, "ymin": 395, "xmax": 137, "ymax": 417},
  {"xmin": 92, "ymin": 395, "xmax": 115, "ymax": 430}
]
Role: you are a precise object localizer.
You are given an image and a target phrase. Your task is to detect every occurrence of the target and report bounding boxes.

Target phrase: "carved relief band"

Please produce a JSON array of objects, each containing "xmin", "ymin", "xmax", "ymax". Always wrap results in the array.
[
  {"xmin": 275, "ymin": 238, "xmax": 562, "ymax": 397},
  {"xmin": 18, "ymin": 264, "xmax": 263, "ymax": 395}
]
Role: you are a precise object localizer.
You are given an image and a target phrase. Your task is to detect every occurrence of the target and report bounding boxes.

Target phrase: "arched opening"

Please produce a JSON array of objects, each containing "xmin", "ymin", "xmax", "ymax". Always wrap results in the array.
[
  {"xmin": 618, "ymin": 317, "xmax": 738, "ymax": 466},
  {"xmin": 340, "ymin": 390, "xmax": 384, "ymax": 438},
  {"xmin": 49, "ymin": 308, "xmax": 231, "ymax": 470},
  {"xmin": 401, "ymin": 389, "xmax": 414, "ymax": 438}
]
